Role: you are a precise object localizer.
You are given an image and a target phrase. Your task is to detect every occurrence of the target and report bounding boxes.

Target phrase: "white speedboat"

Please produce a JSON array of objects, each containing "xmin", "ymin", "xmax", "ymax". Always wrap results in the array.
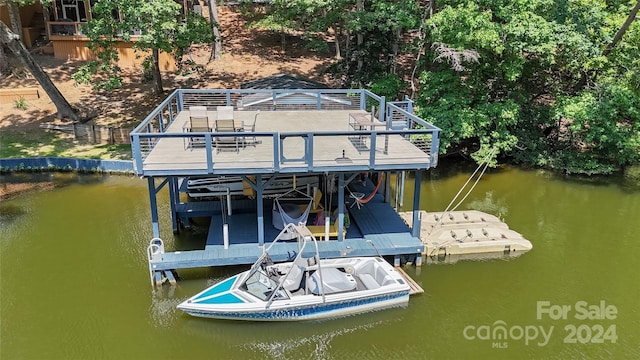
[
  {"xmin": 177, "ymin": 224, "xmax": 411, "ymax": 321},
  {"xmin": 186, "ymin": 174, "xmax": 319, "ymax": 198}
]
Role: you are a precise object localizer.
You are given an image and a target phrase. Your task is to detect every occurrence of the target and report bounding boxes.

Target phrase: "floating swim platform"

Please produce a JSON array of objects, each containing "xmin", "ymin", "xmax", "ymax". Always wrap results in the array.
[{"xmin": 399, "ymin": 210, "xmax": 533, "ymax": 259}]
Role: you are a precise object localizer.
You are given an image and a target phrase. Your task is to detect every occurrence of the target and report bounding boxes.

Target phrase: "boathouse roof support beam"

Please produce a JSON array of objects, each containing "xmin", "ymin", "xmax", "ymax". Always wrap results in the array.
[
  {"xmin": 147, "ymin": 177, "xmax": 161, "ymax": 238},
  {"xmin": 169, "ymin": 176, "xmax": 179, "ymax": 234},
  {"xmin": 412, "ymin": 170, "xmax": 422, "ymax": 238},
  {"xmin": 256, "ymin": 174, "xmax": 265, "ymax": 246},
  {"xmin": 338, "ymin": 172, "xmax": 345, "ymax": 241}
]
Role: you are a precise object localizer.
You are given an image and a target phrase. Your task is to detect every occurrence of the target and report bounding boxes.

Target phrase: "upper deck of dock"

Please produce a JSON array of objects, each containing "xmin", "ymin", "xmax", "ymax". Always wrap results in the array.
[{"xmin": 130, "ymin": 89, "xmax": 441, "ymax": 177}]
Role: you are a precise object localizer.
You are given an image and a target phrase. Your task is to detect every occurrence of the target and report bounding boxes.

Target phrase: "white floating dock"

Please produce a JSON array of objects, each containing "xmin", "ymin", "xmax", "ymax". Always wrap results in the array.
[{"xmin": 399, "ymin": 210, "xmax": 533, "ymax": 259}]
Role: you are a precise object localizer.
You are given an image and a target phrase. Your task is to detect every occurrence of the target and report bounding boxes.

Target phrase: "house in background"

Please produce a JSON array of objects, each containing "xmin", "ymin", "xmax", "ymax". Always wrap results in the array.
[
  {"xmin": 0, "ymin": 1, "xmax": 45, "ymax": 49},
  {"xmin": 1, "ymin": 0, "xmax": 188, "ymax": 70}
]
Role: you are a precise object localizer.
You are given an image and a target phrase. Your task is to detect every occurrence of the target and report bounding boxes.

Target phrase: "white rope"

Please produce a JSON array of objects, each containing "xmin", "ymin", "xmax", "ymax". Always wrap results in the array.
[{"xmin": 427, "ymin": 147, "xmax": 497, "ymax": 236}]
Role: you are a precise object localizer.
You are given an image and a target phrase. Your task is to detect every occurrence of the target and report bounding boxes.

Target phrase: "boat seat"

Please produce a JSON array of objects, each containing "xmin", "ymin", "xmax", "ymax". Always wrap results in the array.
[
  {"xmin": 358, "ymin": 273, "xmax": 381, "ymax": 289},
  {"xmin": 307, "ymin": 268, "xmax": 357, "ymax": 295},
  {"xmin": 281, "ymin": 256, "xmax": 307, "ymax": 292}
]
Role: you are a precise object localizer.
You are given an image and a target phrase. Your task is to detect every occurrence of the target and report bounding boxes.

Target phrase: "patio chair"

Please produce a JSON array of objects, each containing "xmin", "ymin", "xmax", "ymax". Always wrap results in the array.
[
  {"xmin": 214, "ymin": 119, "xmax": 239, "ymax": 153},
  {"xmin": 216, "ymin": 106, "xmax": 235, "ymax": 120},
  {"xmin": 184, "ymin": 106, "xmax": 211, "ymax": 149},
  {"xmin": 243, "ymin": 110, "xmax": 260, "ymax": 147}
]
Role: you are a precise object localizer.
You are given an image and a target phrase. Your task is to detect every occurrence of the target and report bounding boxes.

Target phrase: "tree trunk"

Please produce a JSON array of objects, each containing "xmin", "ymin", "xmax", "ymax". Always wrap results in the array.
[
  {"xmin": 208, "ymin": 0, "xmax": 222, "ymax": 61},
  {"xmin": 0, "ymin": 43, "xmax": 8, "ymax": 74},
  {"xmin": 151, "ymin": 48, "xmax": 163, "ymax": 94},
  {"xmin": 41, "ymin": 0, "xmax": 51, "ymax": 41},
  {"xmin": 356, "ymin": 0, "xmax": 364, "ymax": 72},
  {"xmin": 410, "ymin": 1, "xmax": 435, "ymax": 99},
  {"xmin": 603, "ymin": 0, "xmax": 640, "ymax": 56},
  {"xmin": 0, "ymin": 21, "xmax": 80, "ymax": 121},
  {"xmin": 6, "ymin": 1, "xmax": 23, "ymax": 41},
  {"xmin": 334, "ymin": 24, "xmax": 341, "ymax": 59}
]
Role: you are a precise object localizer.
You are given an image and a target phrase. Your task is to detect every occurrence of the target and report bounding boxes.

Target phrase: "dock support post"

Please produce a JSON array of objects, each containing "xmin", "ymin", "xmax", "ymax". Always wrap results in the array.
[
  {"xmin": 147, "ymin": 177, "xmax": 160, "ymax": 238},
  {"xmin": 384, "ymin": 171, "xmax": 391, "ymax": 203},
  {"xmin": 337, "ymin": 172, "xmax": 345, "ymax": 241},
  {"xmin": 411, "ymin": 170, "xmax": 422, "ymax": 238},
  {"xmin": 256, "ymin": 175, "xmax": 265, "ymax": 246},
  {"xmin": 169, "ymin": 176, "xmax": 179, "ymax": 234},
  {"xmin": 223, "ymin": 224, "xmax": 229, "ymax": 249}
]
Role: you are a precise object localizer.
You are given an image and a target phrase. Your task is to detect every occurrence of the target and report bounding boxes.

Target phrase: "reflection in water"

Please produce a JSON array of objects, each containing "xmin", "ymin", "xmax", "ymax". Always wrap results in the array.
[
  {"xmin": 466, "ymin": 191, "xmax": 508, "ymax": 219},
  {"xmin": 179, "ymin": 308, "xmax": 400, "ymax": 360}
]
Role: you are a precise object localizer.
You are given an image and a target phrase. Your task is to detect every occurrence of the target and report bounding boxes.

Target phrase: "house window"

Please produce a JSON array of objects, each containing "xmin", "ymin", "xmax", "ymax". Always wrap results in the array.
[{"xmin": 54, "ymin": 0, "xmax": 88, "ymax": 22}]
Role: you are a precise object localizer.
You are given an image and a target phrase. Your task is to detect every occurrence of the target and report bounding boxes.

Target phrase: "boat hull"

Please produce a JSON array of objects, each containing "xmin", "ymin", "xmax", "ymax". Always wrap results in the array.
[{"xmin": 178, "ymin": 290, "xmax": 409, "ymax": 321}]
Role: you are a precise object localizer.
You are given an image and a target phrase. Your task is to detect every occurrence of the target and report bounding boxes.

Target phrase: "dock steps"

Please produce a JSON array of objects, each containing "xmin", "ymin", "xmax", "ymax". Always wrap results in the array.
[
  {"xmin": 153, "ymin": 270, "xmax": 178, "ymax": 286},
  {"xmin": 395, "ymin": 267, "xmax": 424, "ymax": 295}
]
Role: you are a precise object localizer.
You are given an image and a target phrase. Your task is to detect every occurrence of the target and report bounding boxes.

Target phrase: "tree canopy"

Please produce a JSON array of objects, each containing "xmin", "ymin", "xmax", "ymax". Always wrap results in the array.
[
  {"xmin": 244, "ymin": 0, "xmax": 638, "ymax": 173},
  {"xmin": 72, "ymin": 0, "xmax": 213, "ymax": 94},
  {"xmin": 414, "ymin": 0, "xmax": 640, "ymax": 174}
]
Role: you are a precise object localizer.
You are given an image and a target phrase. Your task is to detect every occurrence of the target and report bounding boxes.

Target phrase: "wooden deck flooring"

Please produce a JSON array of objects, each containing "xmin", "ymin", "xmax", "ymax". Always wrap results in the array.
[{"xmin": 141, "ymin": 110, "xmax": 431, "ymax": 175}]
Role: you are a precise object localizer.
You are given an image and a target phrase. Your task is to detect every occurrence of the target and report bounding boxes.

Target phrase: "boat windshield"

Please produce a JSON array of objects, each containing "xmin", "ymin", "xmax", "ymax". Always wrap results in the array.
[{"xmin": 243, "ymin": 268, "xmax": 288, "ymax": 301}]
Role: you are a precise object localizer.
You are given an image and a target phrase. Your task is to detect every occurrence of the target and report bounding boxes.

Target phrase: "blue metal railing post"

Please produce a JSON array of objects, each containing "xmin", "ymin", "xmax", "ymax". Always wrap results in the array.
[
  {"xmin": 273, "ymin": 134, "xmax": 280, "ymax": 171},
  {"xmin": 158, "ymin": 112, "xmax": 164, "ymax": 133},
  {"xmin": 131, "ymin": 135, "xmax": 143, "ymax": 174},
  {"xmin": 307, "ymin": 134, "xmax": 314, "ymax": 168},
  {"xmin": 205, "ymin": 134, "xmax": 213, "ymax": 173},
  {"xmin": 430, "ymin": 131, "xmax": 440, "ymax": 167},
  {"xmin": 177, "ymin": 90, "xmax": 184, "ymax": 111},
  {"xmin": 412, "ymin": 170, "xmax": 422, "ymax": 238},
  {"xmin": 369, "ymin": 133, "xmax": 377, "ymax": 168}
]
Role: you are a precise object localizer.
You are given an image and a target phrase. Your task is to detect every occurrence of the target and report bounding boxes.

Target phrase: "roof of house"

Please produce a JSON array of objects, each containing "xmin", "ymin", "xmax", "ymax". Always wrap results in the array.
[{"xmin": 240, "ymin": 74, "xmax": 330, "ymax": 90}]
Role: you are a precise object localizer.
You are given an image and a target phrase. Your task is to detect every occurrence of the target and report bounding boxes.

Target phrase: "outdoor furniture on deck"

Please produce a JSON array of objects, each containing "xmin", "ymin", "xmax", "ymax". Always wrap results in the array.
[
  {"xmin": 214, "ymin": 119, "xmax": 241, "ymax": 153},
  {"xmin": 349, "ymin": 112, "xmax": 386, "ymax": 149},
  {"xmin": 183, "ymin": 106, "xmax": 211, "ymax": 149},
  {"xmin": 243, "ymin": 110, "xmax": 260, "ymax": 147}
]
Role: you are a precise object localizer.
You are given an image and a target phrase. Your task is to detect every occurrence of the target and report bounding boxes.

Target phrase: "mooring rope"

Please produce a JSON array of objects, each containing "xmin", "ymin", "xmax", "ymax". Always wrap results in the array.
[{"xmin": 427, "ymin": 147, "xmax": 497, "ymax": 236}]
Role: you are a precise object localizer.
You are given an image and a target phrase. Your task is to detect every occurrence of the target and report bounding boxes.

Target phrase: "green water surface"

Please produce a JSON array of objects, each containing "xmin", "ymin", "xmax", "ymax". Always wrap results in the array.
[{"xmin": 1, "ymin": 166, "xmax": 638, "ymax": 359}]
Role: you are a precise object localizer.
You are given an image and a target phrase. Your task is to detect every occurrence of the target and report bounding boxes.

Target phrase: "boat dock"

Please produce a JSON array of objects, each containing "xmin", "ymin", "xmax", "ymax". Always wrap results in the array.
[
  {"xmin": 132, "ymin": 88, "xmax": 442, "ymax": 286},
  {"xmin": 399, "ymin": 210, "xmax": 533, "ymax": 262}
]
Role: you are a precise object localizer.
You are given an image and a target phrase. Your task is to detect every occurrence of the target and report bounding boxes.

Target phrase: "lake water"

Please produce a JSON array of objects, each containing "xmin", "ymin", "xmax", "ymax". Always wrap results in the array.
[{"xmin": 1, "ymin": 165, "xmax": 639, "ymax": 359}]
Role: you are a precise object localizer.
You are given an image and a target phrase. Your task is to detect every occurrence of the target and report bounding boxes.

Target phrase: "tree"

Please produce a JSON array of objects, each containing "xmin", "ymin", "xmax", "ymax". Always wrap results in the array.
[
  {"xmin": 0, "ymin": 21, "xmax": 80, "ymax": 121},
  {"xmin": 74, "ymin": 0, "xmax": 212, "ymax": 94},
  {"xmin": 207, "ymin": 0, "xmax": 222, "ymax": 61},
  {"xmin": 248, "ymin": 0, "xmax": 420, "ymax": 87},
  {"xmin": 414, "ymin": 0, "xmax": 640, "ymax": 174},
  {"xmin": 1, "ymin": 0, "xmax": 23, "ymax": 41}
]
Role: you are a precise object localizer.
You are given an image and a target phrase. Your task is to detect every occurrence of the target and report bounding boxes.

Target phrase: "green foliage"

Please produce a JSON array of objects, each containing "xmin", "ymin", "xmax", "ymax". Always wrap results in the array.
[
  {"xmin": 75, "ymin": 0, "xmax": 212, "ymax": 92},
  {"xmin": 369, "ymin": 73, "xmax": 405, "ymax": 100},
  {"xmin": 414, "ymin": 0, "xmax": 640, "ymax": 174},
  {"xmin": 13, "ymin": 96, "xmax": 27, "ymax": 110}
]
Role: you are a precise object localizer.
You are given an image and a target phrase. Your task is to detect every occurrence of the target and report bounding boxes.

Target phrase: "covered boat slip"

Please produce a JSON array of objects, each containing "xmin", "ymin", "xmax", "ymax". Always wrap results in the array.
[
  {"xmin": 137, "ymin": 89, "xmax": 441, "ymax": 280},
  {"xmin": 150, "ymin": 177, "xmax": 424, "ymax": 271}
]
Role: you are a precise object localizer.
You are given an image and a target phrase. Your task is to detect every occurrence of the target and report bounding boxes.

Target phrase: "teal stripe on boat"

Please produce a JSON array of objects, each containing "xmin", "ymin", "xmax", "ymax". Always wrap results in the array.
[
  {"xmin": 197, "ymin": 293, "xmax": 245, "ymax": 304},
  {"xmin": 193, "ymin": 276, "xmax": 238, "ymax": 301}
]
